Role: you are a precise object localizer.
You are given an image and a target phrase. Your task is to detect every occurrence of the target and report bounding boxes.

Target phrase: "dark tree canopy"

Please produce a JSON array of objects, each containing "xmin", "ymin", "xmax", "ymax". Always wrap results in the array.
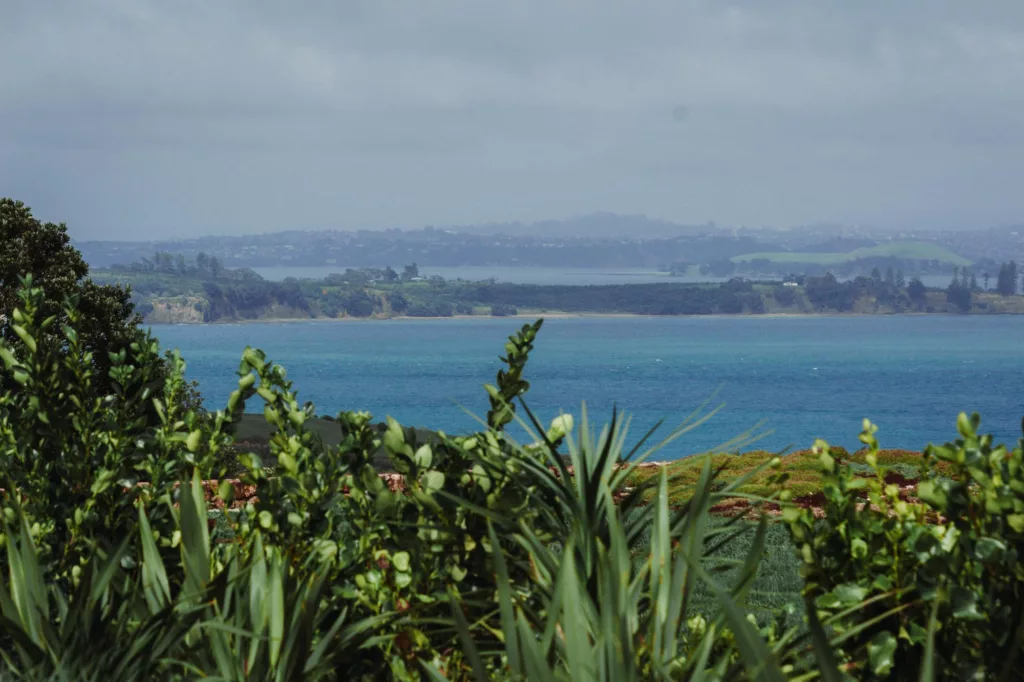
[{"xmin": 0, "ymin": 198, "xmax": 141, "ymax": 375}]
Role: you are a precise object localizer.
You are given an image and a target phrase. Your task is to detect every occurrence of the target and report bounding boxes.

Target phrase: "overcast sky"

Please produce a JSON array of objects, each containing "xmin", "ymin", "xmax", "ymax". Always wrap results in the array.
[{"xmin": 2, "ymin": 1, "xmax": 1023, "ymax": 240}]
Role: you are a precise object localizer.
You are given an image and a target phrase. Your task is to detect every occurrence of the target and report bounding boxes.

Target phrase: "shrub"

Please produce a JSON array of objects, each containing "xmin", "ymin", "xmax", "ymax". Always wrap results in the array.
[
  {"xmin": 406, "ymin": 301, "xmax": 453, "ymax": 317},
  {"xmin": 4, "ymin": 275, "xmax": 1023, "ymax": 679},
  {"xmin": 784, "ymin": 416, "xmax": 1024, "ymax": 680},
  {"xmin": 774, "ymin": 284, "xmax": 798, "ymax": 307},
  {"xmin": 1, "ymin": 282, "xmax": 828, "ymax": 679},
  {"xmin": 0, "ymin": 281, "xmax": 233, "ymax": 583}
]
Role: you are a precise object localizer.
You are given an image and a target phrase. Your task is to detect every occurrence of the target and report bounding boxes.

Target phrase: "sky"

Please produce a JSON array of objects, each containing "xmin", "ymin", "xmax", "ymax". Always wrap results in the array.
[{"xmin": 2, "ymin": 0, "xmax": 1024, "ymax": 240}]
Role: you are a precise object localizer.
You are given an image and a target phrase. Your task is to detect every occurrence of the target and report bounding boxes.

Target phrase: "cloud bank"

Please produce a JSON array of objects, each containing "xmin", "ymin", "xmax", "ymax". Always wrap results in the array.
[{"xmin": 2, "ymin": 0, "xmax": 1023, "ymax": 238}]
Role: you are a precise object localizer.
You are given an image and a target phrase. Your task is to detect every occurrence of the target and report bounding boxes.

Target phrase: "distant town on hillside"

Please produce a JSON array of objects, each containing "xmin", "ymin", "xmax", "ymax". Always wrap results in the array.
[{"xmin": 74, "ymin": 212, "xmax": 1024, "ymax": 280}]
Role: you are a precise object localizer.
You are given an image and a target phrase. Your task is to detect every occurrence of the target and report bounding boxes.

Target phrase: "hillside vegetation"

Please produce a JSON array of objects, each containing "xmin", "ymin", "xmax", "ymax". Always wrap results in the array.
[
  {"xmin": 91, "ymin": 259, "xmax": 1024, "ymax": 323},
  {"xmin": 731, "ymin": 240, "xmax": 971, "ymax": 266}
]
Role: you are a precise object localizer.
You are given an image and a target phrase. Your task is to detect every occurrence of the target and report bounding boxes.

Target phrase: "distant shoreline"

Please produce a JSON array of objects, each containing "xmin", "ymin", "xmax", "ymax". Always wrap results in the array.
[{"xmin": 142, "ymin": 310, "xmax": 1006, "ymax": 325}]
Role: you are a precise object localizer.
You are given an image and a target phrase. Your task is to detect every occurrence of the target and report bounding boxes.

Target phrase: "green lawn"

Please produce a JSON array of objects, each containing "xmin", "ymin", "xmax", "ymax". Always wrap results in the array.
[{"xmin": 730, "ymin": 241, "xmax": 971, "ymax": 266}]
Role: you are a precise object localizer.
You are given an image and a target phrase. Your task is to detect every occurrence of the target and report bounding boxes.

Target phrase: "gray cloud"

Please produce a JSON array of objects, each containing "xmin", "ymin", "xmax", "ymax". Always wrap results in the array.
[{"xmin": 2, "ymin": 0, "xmax": 1023, "ymax": 238}]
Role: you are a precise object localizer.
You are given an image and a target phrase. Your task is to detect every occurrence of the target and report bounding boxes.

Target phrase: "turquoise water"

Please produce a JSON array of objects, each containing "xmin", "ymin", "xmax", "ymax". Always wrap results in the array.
[{"xmin": 153, "ymin": 316, "xmax": 1024, "ymax": 459}]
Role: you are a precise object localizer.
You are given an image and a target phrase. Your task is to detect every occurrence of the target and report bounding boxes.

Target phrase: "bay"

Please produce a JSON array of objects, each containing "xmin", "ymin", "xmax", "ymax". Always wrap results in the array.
[{"xmin": 152, "ymin": 315, "xmax": 1024, "ymax": 459}]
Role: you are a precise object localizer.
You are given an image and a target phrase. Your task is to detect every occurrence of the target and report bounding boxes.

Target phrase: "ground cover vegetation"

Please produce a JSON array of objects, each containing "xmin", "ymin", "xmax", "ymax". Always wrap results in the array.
[{"xmin": 2, "ymin": 199, "xmax": 1024, "ymax": 679}]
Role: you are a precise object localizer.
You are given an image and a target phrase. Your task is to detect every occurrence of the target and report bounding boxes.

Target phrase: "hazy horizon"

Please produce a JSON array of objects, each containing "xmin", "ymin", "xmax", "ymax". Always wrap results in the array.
[{"xmin": 3, "ymin": 0, "xmax": 1024, "ymax": 240}]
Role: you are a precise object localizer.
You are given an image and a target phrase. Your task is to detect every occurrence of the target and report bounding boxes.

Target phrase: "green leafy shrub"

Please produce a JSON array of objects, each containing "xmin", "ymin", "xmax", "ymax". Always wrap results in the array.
[
  {"xmin": 2, "ymin": 281, "xmax": 825, "ymax": 680},
  {"xmin": 0, "ymin": 471, "xmax": 377, "ymax": 680},
  {"xmin": 8, "ymin": 273, "xmax": 1023, "ymax": 680},
  {"xmin": 784, "ymin": 416, "xmax": 1024, "ymax": 680},
  {"xmin": 0, "ymin": 280, "xmax": 232, "ymax": 583},
  {"xmin": 449, "ymin": 408, "xmax": 819, "ymax": 681}
]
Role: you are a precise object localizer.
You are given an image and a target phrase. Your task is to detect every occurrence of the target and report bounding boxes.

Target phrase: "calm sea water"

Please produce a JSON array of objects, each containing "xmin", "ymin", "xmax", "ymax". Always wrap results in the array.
[{"xmin": 152, "ymin": 316, "xmax": 1024, "ymax": 460}]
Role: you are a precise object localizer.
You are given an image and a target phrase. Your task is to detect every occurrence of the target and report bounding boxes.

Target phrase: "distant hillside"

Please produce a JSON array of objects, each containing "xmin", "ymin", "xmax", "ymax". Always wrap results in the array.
[
  {"xmin": 455, "ymin": 212, "xmax": 712, "ymax": 238},
  {"xmin": 73, "ymin": 215, "xmax": 1005, "ymax": 276},
  {"xmin": 799, "ymin": 237, "xmax": 879, "ymax": 253},
  {"xmin": 730, "ymin": 241, "xmax": 972, "ymax": 266}
]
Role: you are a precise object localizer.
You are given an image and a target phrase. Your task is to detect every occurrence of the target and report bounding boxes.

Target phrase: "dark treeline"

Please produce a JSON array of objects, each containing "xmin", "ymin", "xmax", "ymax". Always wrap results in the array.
[
  {"xmin": 111, "ymin": 251, "xmax": 259, "ymax": 279},
  {"xmin": 459, "ymin": 280, "xmax": 768, "ymax": 315},
  {"xmin": 996, "ymin": 261, "xmax": 1020, "ymax": 295},
  {"xmin": 698, "ymin": 255, "xmax": 958, "ymax": 279},
  {"xmin": 944, "ymin": 262, "xmax": 1021, "ymax": 312}
]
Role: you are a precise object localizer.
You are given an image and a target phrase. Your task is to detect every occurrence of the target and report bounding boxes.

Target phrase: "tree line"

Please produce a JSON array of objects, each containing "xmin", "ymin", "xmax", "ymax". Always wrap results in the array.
[{"xmin": 84, "ymin": 244, "xmax": 1024, "ymax": 322}]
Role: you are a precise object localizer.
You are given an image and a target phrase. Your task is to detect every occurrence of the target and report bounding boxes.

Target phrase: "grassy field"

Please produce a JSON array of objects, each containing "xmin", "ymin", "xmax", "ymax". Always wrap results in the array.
[
  {"xmin": 730, "ymin": 240, "xmax": 971, "ymax": 266},
  {"xmin": 626, "ymin": 446, "xmax": 935, "ymax": 505}
]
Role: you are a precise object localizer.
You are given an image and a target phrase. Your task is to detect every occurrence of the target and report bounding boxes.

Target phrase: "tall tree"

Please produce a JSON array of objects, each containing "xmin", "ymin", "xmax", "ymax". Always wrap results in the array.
[
  {"xmin": 402, "ymin": 263, "xmax": 420, "ymax": 281},
  {"xmin": 0, "ymin": 199, "xmax": 141, "ymax": 377},
  {"xmin": 946, "ymin": 273, "xmax": 971, "ymax": 312},
  {"xmin": 196, "ymin": 252, "xmax": 210, "ymax": 277},
  {"xmin": 996, "ymin": 262, "xmax": 1017, "ymax": 296},
  {"xmin": 907, "ymin": 278, "xmax": 927, "ymax": 309},
  {"xmin": 208, "ymin": 255, "xmax": 222, "ymax": 279}
]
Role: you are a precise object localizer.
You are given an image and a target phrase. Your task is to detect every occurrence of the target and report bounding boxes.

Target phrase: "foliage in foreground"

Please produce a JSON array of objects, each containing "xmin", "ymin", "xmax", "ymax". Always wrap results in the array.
[
  {"xmin": 0, "ymin": 199, "xmax": 142, "ymax": 382},
  {"xmin": 784, "ymin": 416, "xmax": 1024, "ymax": 680},
  {"xmin": 1, "ymin": 279, "xmax": 1023, "ymax": 679}
]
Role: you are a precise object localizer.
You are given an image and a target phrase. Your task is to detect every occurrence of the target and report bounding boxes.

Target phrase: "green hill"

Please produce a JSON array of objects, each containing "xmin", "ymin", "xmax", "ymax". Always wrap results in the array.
[{"xmin": 730, "ymin": 240, "xmax": 971, "ymax": 266}]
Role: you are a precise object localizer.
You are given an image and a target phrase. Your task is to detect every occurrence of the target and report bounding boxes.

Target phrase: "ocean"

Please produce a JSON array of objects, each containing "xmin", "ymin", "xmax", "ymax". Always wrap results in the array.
[{"xmin": 152, "ymin": 315, "xmax": 1024, "ymax": 460}]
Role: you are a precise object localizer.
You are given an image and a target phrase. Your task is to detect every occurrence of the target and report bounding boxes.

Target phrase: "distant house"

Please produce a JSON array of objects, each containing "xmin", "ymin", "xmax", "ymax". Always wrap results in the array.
[{"xmin": 783, "ymin": 281, "xmax": 799, "ymax": 287}]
